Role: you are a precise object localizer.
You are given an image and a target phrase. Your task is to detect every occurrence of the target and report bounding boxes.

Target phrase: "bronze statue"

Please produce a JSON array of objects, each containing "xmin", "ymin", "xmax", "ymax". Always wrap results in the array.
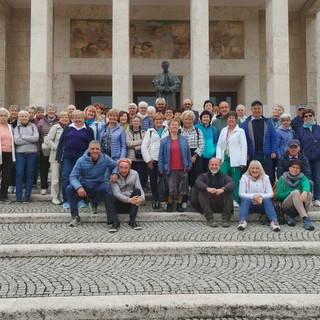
[{"xmin": 152, "ymin": 61, "xmax": 180, "ymax": 108}]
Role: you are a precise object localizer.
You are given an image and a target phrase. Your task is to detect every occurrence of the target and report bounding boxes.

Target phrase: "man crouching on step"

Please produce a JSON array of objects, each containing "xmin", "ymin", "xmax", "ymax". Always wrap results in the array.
[
  {"xmin": 106, "ymin": 158, "xmax": 145, "ymax": 233},
  {"xmin": 195, "ymin": 157, "xmax": 235, "ymax": 228},
  {"xmin": 66, "ymin": 140, "xmax": 118, "ymax": 227}
]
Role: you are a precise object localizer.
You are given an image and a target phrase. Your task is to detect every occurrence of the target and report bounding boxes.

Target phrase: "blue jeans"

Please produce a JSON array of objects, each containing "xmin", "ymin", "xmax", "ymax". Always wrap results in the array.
[
  {"xmin": 61, "ymin": 157, "xmax": 78, "ymax": 202},
  {"xmin": 309, "ymin": 159, "xmax": 320, "ymax": 200},
  {"xmin": 66, "ymin": 183, "xmax": 109, "ymax": 217},
  {"xmin": 239, "ymin": 197, "xmax": 277, "ymax": 221},
  {"xmin": 15, "ymin": 152, "xmax": 37, "ymax": 201}
]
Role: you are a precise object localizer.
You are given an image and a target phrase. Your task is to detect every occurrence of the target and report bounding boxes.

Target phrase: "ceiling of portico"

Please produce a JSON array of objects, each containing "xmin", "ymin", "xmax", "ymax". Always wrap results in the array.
[{"xmin": 7, "ymin": 0, "xmax": 310, "ymax": 12}]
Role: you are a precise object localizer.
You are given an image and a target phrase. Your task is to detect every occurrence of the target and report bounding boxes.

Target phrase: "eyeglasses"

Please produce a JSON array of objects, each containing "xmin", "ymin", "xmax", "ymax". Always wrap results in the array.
[{"xmin": 304, "ymin": 114, "xmax": 313, "ymax": 118}]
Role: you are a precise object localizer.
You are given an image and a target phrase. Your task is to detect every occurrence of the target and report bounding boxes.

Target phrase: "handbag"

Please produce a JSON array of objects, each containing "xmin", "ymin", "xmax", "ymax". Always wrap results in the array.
[
  {"xmin": 132, "ymin": 129, "xmax": 143, "ymax": 159},
  {"xmin": 272, "ymin": 180, "xmax": 278, "ymax": 201},
  {"xmin": 134, "ymin": 148, "xmax": 143, "ymax": 159},
  {"xmin": 41, "ymin": 127, "xmax": 58, "ymax": 157},
  {"xmin": 157, "ymin": 174, "xmax": 168, "ymax": 202},
  {"xmin": 41, "ymin": 142, "xmax": 51, "ymax": 157}
]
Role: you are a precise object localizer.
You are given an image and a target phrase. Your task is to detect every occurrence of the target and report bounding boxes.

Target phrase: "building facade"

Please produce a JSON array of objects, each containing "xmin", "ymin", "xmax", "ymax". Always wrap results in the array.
[{"xmin": 1, "ymin": 0, "xmax": 320, "ymax": 115}]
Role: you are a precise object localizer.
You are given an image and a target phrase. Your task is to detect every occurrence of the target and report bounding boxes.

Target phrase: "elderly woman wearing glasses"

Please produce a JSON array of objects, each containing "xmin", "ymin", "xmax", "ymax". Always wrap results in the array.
[{"xmin": 295, "ymin": 108, "xmax": 320, "ymax": 206}]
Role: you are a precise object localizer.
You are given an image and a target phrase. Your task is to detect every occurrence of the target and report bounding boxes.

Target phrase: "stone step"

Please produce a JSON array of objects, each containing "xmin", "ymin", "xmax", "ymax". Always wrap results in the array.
[
  {"xmin": 1, "ymin": 206, "xmax": 320, "ymax": 224},
  {"xmin": 2, "ymin": 194, "xmax": 320, "ymax": 320},
  {"xmin": 0, "ymin": 221, "xmax": 319, "ymax": 245},
  {"xmin": 0, "ymin": 241, "xmax": 320, "ymax": 257},
  {"xmin": 0, "ymin": 294, "xmax": 319, "ymax": 320}
]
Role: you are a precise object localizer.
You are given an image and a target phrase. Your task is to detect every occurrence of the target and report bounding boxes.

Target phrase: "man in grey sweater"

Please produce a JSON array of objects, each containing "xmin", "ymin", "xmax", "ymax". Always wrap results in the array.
[{"xmin": 106, "ymin": 158, "xmax": 145, "ymax": 233}]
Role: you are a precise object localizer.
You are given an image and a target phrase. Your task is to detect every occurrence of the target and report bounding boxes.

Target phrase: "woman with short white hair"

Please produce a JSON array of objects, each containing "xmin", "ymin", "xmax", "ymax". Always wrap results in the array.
[
  {"xmin": 14, "ymin": 110, "xmax": 39, "ymax": 202},
  {"xmin": 276, "ymin": 113, "xmax": 294, "ymax": 158}
]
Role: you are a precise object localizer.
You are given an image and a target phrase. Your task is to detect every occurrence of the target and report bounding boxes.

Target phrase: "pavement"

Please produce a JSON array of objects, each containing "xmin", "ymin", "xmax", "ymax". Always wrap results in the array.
[{"xmin": 0, "ymin": 191, "xmax": 320, "ymax": 319}]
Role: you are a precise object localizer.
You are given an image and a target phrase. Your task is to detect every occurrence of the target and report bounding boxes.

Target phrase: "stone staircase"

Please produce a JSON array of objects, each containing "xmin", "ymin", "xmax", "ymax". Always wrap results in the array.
[{"xmin": 0, "ymin": 191, "xmax": 319, "ymax": 319}]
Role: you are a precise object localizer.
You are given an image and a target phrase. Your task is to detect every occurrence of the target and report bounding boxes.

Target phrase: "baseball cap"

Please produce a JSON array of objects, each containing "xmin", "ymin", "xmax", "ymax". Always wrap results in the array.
[
  {"xmin": 297, "ymin": 104, "xmax": 306, "ymax": 110},
  {"xmin": 288, "ymin": 139, "xmax": 300, "ymax": 147},
  {"xmin": 251, "ymin": 99, "xmax": 263, "ymax": 107}
]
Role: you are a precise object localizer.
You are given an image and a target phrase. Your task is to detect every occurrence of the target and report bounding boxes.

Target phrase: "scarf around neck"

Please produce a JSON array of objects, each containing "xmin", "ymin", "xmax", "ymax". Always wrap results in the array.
[
  {"xmin": 282, "ymin": 171, "xmax": 304, "ymax": 188},
  {"xmin": 303, "ymin": 120, "xmax": 316, "ymax": 130}
]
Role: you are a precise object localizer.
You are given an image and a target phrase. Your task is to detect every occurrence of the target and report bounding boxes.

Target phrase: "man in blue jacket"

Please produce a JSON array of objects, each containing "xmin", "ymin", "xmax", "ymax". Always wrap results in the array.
[
  {"xmin": 241, "ymin": 100, "xmax": 278, "ymax": 186},
  {"xmin": 66, "ymin": 140, "xmax": 118, "ymax": 227}
]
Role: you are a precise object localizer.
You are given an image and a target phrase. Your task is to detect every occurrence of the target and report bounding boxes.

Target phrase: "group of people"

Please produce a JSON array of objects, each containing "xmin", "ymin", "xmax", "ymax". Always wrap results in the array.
[{"xmin": 0, "ymin": 97, "xmax": 318, "ymax": 233}]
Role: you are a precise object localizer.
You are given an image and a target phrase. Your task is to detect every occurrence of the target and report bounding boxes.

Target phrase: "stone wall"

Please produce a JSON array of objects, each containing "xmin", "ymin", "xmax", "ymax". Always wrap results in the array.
[{"xmin": 2, "ymin": 3, "xmax": 309, "ymax": 110}]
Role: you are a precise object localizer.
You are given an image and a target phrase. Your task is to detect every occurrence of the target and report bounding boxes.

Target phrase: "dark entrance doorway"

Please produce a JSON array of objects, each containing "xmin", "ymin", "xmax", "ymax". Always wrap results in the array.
[
  {"xmin": 133, "ymin": 92, "xmax": 181, "ymax": 108},
  {"xmin": 210, "ymin": 92, "xmax": 237, "ymax": 110},
  {"xmin": 75, "ymin": 91, "xmax": 112, "ymax": 110}
]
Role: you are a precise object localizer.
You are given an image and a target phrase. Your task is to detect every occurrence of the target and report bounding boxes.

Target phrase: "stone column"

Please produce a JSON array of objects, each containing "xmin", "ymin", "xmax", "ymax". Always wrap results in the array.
[
  {"xmin": 29, "ymin": 0, "xmax": 53, "ymax": 106},
  {"xmin": 315, "ymin": 11, "xmax": 320, "ymax": 114},
  {"xmin": 0, "ymin": 3, "xmax": 7, "ymax": 106},
  {"xmin": 112, "ymin": 0, "xmax": 130, "ymax": 107},
  {"xmin": 265, "ymin": 0, "xmax": 290, "ymax": 112},
  {"xmin": 190, "ymin": 0, "xmax": 209, "ymax": 111}
]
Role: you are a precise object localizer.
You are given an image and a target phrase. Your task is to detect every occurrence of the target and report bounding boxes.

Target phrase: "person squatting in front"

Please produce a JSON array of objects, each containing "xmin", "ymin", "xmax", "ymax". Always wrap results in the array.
[
  {"xmin": 238, "ymin": 160, "xmax": 281, "ymax": 232},
  {"xmin": 276, "ymin": 159, "xmax": 315, "ymax": 230},
  {"xmin": 194, "ymin": 157, "xmax": 235, "ymax": 228},
  {"xmin": 66, "ymin": 140, "xmax": 118, "ymax": 227},
  {"xmin": 106, "ymin": 158, "xmax": 145, "ymax": 233}
]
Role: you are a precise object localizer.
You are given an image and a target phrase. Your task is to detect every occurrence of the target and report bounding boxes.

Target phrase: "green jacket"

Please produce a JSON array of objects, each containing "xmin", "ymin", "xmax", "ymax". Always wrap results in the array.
[{"xmin": 276, "ymin": 174, "xmax": 310, "ymax": 201}]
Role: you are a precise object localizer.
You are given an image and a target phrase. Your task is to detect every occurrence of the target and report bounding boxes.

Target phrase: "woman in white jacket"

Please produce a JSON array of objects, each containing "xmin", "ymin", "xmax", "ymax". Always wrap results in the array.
[
  {"xmin": 141, "ymin": 112, "xmax": 169, "ymax": 209},
  {"xmin": 216, "ymin": 111, "xmax": 247, "ymax": 207},
  {"xmin": 238, "ymin": 160, "xmax": 280, "ymax": 232}
]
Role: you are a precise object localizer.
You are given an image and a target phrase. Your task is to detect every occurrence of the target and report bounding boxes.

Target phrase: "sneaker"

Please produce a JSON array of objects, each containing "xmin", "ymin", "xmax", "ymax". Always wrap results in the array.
[
  {"xmin": 128, "ymin": 221, "xmax": 142, "ymax": 230},
  {"xmin": 270, "ymin": 220, "xmax": 281, "ymax": 232},
  {"xmin": 68, "ymin": 216, "xmax": 81, "ymax": 227},
  {"xmin": 152, "ymin": 201, "xmax": 157, "ymax": 209},
  {"xmin": 238, "ymin": 220, "xmax": 247, "ymax": 231},
  {"xmin": 7, "ymin": 186, "xmax": 14, "ymax": 194},
  {"xmin": 233, "ymin": 200, "xmax": 239, "ymax": 208},
  {"xmin": 167, "ymin": 203, "xmax": 173, "ymax": 212},
  {"xmin": 287, "ymin": 215, "xmax": 296, "ymax": 227},
  {"xmin": 63, "ymin": 202, "xmax": 70, "ymax": 209},
  {"xmin": 152, "ymin": 201, "xmax": 160, "ymax": 210},
  {"xmin": 77, "ymin": 200, "xmax": 87, "ymax": 208},
  {"xmin": 207, "ymin": 218, "xmax": 218, "ymax": 228},
  {"xmin": 313, "ymin": 200, "xmax": 320, "ymax": 207},
  {"xmin": 0, "ymin": 198, "xmax": 11, "ymax": 204},
  {"xmin": 40, "ymin": 189, "xmax": 47, "ymax": 195},
  {"xmin": 89, "ymin": 202, "xmax": 97, "ymax": 214},
  {"xmin": 109, "ymin": 221, "xmax": 120, "ymax": 233},
  {"xmin": 176, "ymin": 203, "xmax": 184, "ymax": 212},
  {"xmin": 222, "ymin": 221, "xmax": 230, "ymax": 228},
  {"xmin": 22, "ymin": 198, "xmax": 30, "ymax": 203},
  {"xmin": 52, "ymin": 198, "xmax": 61, "ymax": 205},
  {"xmin": 303, "ymin": 216, "xmax": 315, "ymax": 231}
]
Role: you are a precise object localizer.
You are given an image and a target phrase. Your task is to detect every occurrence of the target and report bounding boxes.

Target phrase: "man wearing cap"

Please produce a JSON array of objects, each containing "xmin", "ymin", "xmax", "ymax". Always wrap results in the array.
[
  {"xmin": 277, "ymin": 139, "xmax": 311, "ymax": 179},
  {"xmin": 66, "ymin": 140, "xmax": 118, "ymax": 227},
  {"xmin": 106, "ymin": 158, "xmax": 145, "ymax": 233},
  {"xmin": 291, "ymin": 104, "xmax": 306, "ymax": 132},
  {"xmin": 241, "ymin": 100, "xmax": 278, "ymax": 186}
]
